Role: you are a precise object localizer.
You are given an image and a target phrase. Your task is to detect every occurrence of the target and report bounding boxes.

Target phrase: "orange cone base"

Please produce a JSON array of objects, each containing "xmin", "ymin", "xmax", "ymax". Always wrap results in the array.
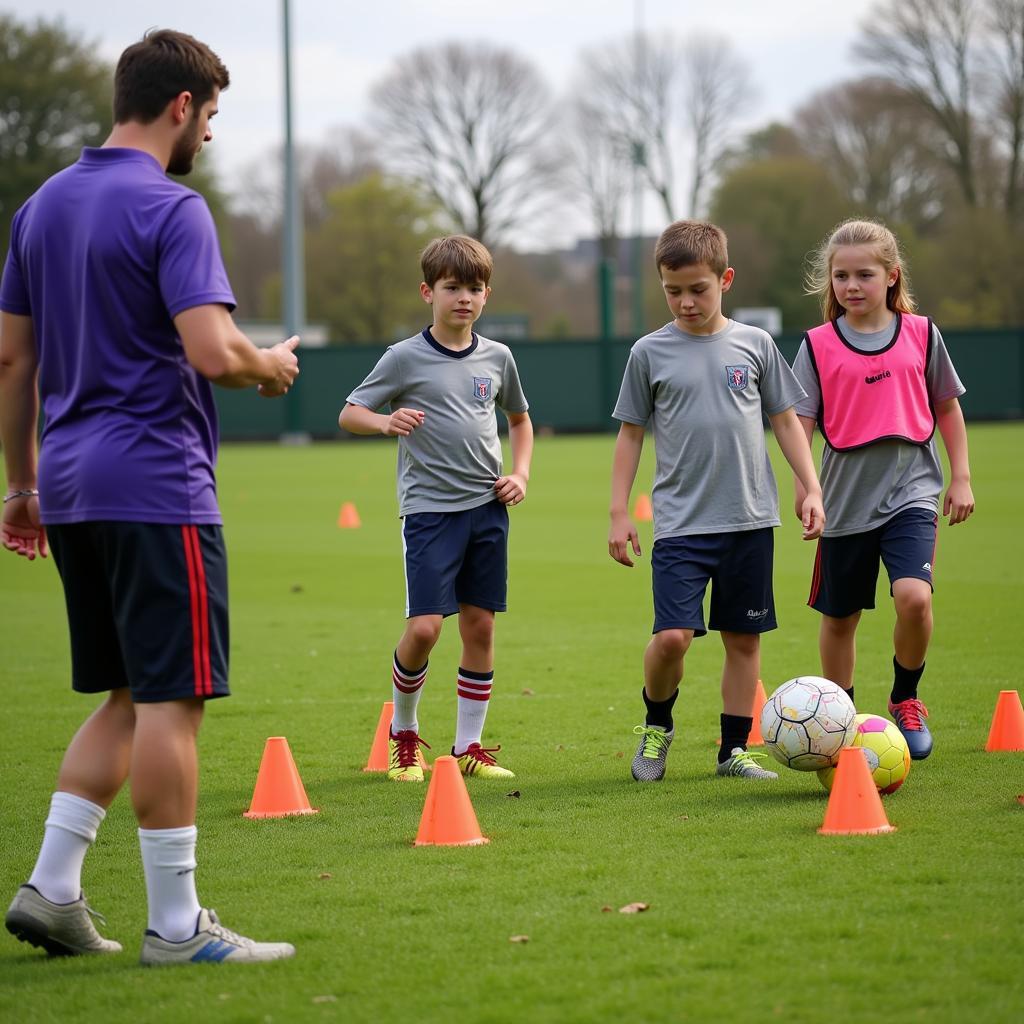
[
  {"xmin": 717, "ymin": 678, "xmax": 767, "ymax": 746},
  {"xmin": 985, "ymin": 689, "xmax": 1024, "ymax": 752},
  {"xmin": 414, "ymin": 755, "xmax": 489, "ymax": 846},
  {"xmin": 337, "ymin": 502, "xmax": 361, "ymax": 528},
  {"xmin": 633, "ymin": 494, "xmax": 653, "ymax": 522},
  {"xmin": 818, "ymin": 747, "xmax": 896, "ymax": 835},
  {"xmin": 244, "ymin": 737, "xmax": 319, "ymax": 819},
  {"xmin": 363, "ymin": 702, "xmax": 430, "ymax": 772}
]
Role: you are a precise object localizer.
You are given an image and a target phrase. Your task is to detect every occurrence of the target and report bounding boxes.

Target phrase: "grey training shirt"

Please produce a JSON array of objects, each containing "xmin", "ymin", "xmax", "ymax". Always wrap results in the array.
[
  {"xmin": 791, "ymin": 316, "xmax": 965, "ymax": 536},
  {"xmin": 613, "ymin": 319, "xmax": 806, "ymax": 540},
  {"xmin": 346, "ymin": 329, "xmax": 529, "ymax": 516}
]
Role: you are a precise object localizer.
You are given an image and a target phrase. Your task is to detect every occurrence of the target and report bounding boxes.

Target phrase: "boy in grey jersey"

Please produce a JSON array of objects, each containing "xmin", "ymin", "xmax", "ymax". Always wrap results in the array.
[
  {"xmin": 609, "ymin": 220, "xmax": 824, "ymax": 782},
  {"xmin": 340, "ymin": 236, "xmax": 533, "ymax": 782}
]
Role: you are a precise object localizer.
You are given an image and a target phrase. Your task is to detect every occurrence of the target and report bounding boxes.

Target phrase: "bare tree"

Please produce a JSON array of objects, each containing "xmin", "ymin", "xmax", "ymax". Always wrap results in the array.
[
  {"xmin": 794, "ymin": 77, "xmax": 948, "ymax": 230},
  {"xmin": 854, "ymin": 0, "xmax": 979, "ymax": 205},
  {"xmin": 986, "ymin": 0, "xmax": 1024, "ymax": 216},
  {"xmin": 369, "ymin": 42, "xmax": 560, "ymax": 247},
  {"xmin": 682, "ymin": 37, "xmax": 753, "ymax": 217}
]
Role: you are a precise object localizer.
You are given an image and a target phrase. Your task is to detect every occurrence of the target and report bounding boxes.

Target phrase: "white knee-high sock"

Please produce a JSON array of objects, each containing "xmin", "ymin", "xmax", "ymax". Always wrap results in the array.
[
  {"xmin": 454, "ymin": 667, "xmax": 493, "ymax": 754},
  {"xmin": 28, "ymin": 792, "xmax": 106, "ymax": 904},
  {"xmin": 138, "ymin": 826, "xmax": 202, "ymax": 942},
  {"xmin": 392, "ymin": 653, "xmax": 427, "ymax": 733}
]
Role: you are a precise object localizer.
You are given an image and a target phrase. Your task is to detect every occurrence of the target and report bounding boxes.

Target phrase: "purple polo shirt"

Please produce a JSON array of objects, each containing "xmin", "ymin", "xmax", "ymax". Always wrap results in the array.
[{"xmin": 0, "ymin": 147, "xmax": 236, "ymax": 524}]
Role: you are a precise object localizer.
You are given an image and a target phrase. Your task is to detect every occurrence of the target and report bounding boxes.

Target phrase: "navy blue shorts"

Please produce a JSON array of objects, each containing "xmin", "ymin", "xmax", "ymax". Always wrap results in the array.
[
  {"xmin": 808, "ymin": 507, "xmax": 938, "ymax": 617},
  {"xmin": 48, "ymin": 522, "xmax": 230, "ymax": 702},
  {"xmin": 651, "ymin": 528, "xmax": 777, "ymax": 637},
  {"xmin": 402, "ymin": 502, "xmax": 509, "ymax": 617}
]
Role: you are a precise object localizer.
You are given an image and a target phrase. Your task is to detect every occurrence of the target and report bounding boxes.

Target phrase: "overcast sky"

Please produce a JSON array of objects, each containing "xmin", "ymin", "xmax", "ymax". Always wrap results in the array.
[{"xmin": 11, "ymin": 1, "xmax": 861, "ymax": 245}]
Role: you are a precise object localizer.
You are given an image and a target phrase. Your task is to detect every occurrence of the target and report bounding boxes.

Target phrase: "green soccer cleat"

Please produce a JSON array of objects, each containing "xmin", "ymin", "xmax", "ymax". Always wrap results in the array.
[
  {"xmin": 631, "ymin": 725, "xmax": 674, "ymax": 781},
  {"xmin": 388, "ymin": 728, "xmax": 429, "ymax": 782},
  {"xmin": 5, "ymin": 884, "xmax": 122, "ymax": 957},
  {"xmin": 454, "ymin": 743, "xmax": 515, "ymax": 779},
  {"xmin": 716, "ymin": 747, "xmax": 778, "ymax": 780},
  {"xmin": 140, "ymin": 908, "xmax": 294, "ymax": 965}
]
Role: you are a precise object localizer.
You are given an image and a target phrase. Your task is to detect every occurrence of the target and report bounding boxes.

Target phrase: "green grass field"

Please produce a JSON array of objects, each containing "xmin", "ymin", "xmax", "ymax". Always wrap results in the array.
[{"xmin": 1, "ymin": 424, "xmax": 1021, "ymax": 1023}]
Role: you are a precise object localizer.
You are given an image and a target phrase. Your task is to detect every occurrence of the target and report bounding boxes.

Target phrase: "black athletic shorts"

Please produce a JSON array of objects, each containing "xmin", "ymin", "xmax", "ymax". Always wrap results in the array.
[
  {"xmin": 807, "ymin": 507, "xmax": 938, "ymax": 618},
  {"xmin": 47, "ymin": 522, "xmax": 230, "ymax": 702}
]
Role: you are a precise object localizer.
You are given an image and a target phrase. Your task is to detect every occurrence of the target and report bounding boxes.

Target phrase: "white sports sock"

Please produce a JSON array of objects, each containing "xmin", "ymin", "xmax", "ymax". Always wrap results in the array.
[
  {"xmin": 28, "ymin": 791, "xmax": 106, "ymax": 904},
  {"xmin": 392, "ymin": 653, "xmax": 427, "ymax": 733},
  {"xmin": 454, "ymin": 668, "xmax": 493, "ymax": 754},
  {"xmin": 138, "ymin": 826, "xmax": 202, "ymax": 942}
]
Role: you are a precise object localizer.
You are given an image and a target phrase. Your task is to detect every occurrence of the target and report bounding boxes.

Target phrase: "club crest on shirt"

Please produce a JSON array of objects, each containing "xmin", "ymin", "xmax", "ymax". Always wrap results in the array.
[
  {"xmin": 473, "ymin": 376, "xmax": 492, "ymax": 401},
  {"xmin": 726, "ymin": 365, "xmax": 749, "ymax": 391}
]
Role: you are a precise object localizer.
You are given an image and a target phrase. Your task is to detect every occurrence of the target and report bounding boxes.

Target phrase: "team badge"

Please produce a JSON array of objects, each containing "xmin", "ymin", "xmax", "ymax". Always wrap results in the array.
[
  {"xmin": 726, "ymin": 365, "xmax": 749, "ymax": 391},
  {"xmin": 473, "ymin": 377, "xmax": 492, "ymax": 401}
]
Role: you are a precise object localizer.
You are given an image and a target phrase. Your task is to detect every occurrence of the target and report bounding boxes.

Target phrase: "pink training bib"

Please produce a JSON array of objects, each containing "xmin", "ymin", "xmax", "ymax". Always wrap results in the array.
[{"xmin": 805, "ymin": 313, "xmax": 935, "ymax": 451}]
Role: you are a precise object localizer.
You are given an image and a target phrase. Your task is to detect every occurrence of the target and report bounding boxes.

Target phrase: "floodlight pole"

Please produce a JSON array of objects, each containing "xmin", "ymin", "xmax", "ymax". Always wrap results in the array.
[
  {"xmin": 281, "ymin": 0, "xmax": 308, "ymax": 442},
  {"xmin": 631, "ymin": 0, "xmax": 646, "ymax": 338}
]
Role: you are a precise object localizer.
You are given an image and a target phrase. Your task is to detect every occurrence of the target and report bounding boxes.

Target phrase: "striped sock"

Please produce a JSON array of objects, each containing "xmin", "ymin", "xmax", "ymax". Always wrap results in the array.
[
  {"xmin": 454, "ymin": 667, "xmax": 493, "ymax": 754},
  {"xmin": 392, "ymin": 652, "xmax": 427, "ymax": 733}
]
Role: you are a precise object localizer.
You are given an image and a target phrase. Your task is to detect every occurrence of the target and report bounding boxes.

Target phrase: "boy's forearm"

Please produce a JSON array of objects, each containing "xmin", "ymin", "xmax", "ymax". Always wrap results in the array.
[
  {"xmin": 508, "ymin": 416, "xmax": 534, "ymax": 479},
  {"xmin": 0, "ymin": 313, "xmax": 39, "ymax": 488},
  {"xmin": 339, "ymin": 403, "xmax": 387, "ymax": 435},
  {"xmin": 610, "ymin": 425, "xmax": 644, "ymax": 514},
  {"xmin": 935, "ymin": 398, "xmax": 971, "ymax": 481}
]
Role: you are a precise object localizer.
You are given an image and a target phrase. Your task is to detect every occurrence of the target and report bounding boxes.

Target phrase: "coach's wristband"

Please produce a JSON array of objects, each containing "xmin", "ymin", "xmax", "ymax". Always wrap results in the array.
[{"xmin": 3, "ymin": 489, "xmax": 39, "ymax": 503}]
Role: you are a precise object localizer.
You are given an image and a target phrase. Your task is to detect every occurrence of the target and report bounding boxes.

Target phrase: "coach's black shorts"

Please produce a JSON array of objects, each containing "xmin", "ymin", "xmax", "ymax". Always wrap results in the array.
[
  {"xmin": 651, "ymin": 528, "xmax": 777, "ymax": 637},
  {"xmin": 401, "ymin": 502, "xmax": 509, "ymax": 617},
  {"xmin": 47, "ymin": 522, "xmax": 230, "ymax": 702},
  {"xmin": 808, "ymin": 507, "xmax": 937, "ymax": 618}
]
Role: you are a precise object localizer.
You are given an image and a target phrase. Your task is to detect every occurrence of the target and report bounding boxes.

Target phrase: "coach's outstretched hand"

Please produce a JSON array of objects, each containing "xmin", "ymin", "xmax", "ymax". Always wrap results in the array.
[
  {"xmin": 1, "ymin": 493, "xmax": 47, "ymax": 560},
  {"xmin": 258, "ymin": 335, "xmax": 300, "ymax": 397},
  {"xmin": 608, "ymin": 511, "xmax": 641, "ymax": 567}
]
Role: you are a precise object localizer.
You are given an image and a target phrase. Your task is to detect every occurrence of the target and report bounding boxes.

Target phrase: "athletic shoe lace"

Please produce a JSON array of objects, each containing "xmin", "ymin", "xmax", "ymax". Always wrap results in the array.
[
  {"xmin": 81, "ymin": 897, "xmax": 108, "ymax": 928},
  {"xmin": 393, "ymin": 730, "xmax": 430, "ymax": 768},
  {"xmin": 633, "ymin": 725, "xmax": 670, "ymax": 758},
  {"xmin": 206, "ymin": 910, "xmax": 254, "ymax": 948},
  {"xmin": 729, "ymin": 749, "xmax": 770, "ymax": 769},
  {"xmin": 461, "ymin": 743, "xmax": 501, "ymax": 765},
  {"xmin": 891, "ymin": 698, "xmax": 929, "ymax": 730}
]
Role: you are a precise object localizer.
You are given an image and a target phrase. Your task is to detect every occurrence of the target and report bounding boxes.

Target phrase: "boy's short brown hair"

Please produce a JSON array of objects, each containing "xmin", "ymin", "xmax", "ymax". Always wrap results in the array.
[
  {"xmin": 114, "ymin": 29, "xmax": 229, "ymax": 125},
  {"xmin": 420, "ymin": 235, "xmax": 493, "ymax": 288},
  {"xmin": 654, "ymin": 220, "xmax": 729, "ymax": 277}
]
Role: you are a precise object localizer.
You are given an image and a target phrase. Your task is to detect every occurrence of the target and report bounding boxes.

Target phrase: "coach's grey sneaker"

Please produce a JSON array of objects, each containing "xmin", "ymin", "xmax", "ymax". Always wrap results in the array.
[
  {"xmin": 631, "ymin": 725, "xmax": 674, "ymax": 781},
  {"xmin": 716, "ymin": 747, "xmax": 778, "ymax": 780},
  {"xmin": 140, "ymin": 908, "xmax": 295, "ymax": 965},
  {"xmin": 5, "ymin": 884, "xmax": 122, "ymax": 956}
]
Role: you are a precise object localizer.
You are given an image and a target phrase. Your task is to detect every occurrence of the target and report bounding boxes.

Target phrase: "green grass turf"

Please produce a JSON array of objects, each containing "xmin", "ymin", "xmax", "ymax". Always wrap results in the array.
[{"xmin": 1, "ymin": 424, "xmax": 1021, "ymax": 1023}]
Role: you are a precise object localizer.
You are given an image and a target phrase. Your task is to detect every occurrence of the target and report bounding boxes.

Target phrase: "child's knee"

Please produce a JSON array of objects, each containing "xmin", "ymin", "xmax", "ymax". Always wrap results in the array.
[
  {"xmin": 406, "ymin": 615, "xmax": 443, "ymax": 650},
  {"xmin": 893, "ymin": 580, "xmax": 932, "ymax": 622},
  {"xmin": 651, "ymin": 628, "xmax": 693, "ymax": 662}
]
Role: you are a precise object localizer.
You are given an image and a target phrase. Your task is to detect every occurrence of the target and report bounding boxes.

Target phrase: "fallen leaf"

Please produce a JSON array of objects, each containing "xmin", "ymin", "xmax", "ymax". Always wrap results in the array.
[
  {"xmin": 508, "ymin": 934, "xmax": 530, "ymax": 944},
  {"xmin": 678, "ymin": 815, "xmax": 689, "ymax": 821},
  {"xmin": 506, "ymin": 790, "xmax": 521, "ymax": 799},
  {"xmin": 615, "ymin": 751, "xmax": 624, "ymax": 758},
  {"xmin": 521, "ymin": 687, "xmax": 535, "ymax": 696},
  {"xmin": 318, "ymin": 872, "xmax": 332, "ymax": 880},
  {"xmin": 619, "ymin": 902, "xmax": 650, "ymax": 914},
  {"xmin": 555, "ymin": 744, "xmax": 566, "ymax": 751},
  {"xmin": 290, "ymin": 584, "xmax": 304, "ymax": 593},
  {"xmin": 600, "ymin": 905, "xmax": 613, "ymax": 913},
  {"xmin": 1018, "ymin": 794, "xmax": 1024, "ymax": 806},
  {"xmin": 312, "ymin": 995, "xmax": 337, "ymax": 1004}
]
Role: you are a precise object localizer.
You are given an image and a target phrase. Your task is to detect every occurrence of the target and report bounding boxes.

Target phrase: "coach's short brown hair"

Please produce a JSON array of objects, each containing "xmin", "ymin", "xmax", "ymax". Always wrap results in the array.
[
  {"xmin": 420, "ymin": 235, "xmax": 493, "ymax": 288},
  {"xmin": 113, "ymin": 29, "xmax": 229, "ymax": 125},
  {"xmin": 654, "ymin": 220, "xmax": 729, "ymax": 277}
]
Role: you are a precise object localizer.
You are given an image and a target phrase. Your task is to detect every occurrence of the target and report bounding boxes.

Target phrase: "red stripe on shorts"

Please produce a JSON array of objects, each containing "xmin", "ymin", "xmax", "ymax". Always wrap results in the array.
[
  {"xmin": 807, "ymin": 540, "xmax": 823, "ymax": 607},
  {"xmin": 182, "ymin": 526, "xmax": 212, "ymax": 696}
]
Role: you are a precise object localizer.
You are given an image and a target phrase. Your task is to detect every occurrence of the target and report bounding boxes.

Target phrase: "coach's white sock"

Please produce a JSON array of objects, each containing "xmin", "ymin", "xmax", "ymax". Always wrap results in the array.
[
  {"xmin": 139, "ymin": 826, "xmax": 202, "ymax": 942},
  {"xmin": 392, "ymin": 653, "xmax": 427, "ymax": 733},
  {"xmin": 454, "ymin": 667, "xmax": 493, "ymax": 754},
  {"xmin": 27, "ymin": 791, "xmax": 106, "ymax": 904}
]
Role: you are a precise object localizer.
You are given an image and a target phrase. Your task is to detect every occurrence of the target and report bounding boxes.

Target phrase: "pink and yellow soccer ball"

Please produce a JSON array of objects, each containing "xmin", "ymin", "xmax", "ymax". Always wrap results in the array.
[
  {"xmin": 760, "ymin": 676, "xmax": 857, "ymax": 771},
  {"xmin": 817, "ymin": 713, "xmax": 911, "ymax": 794}
]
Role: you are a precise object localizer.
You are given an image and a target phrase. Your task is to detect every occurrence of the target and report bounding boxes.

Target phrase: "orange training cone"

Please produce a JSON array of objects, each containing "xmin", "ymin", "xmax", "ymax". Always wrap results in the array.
[
  {"xmin": 244, "ymin": 737, "xmax": 318, "ymax": 819},
  {"xmin": 414, "ymin": 755, "xmax": 489, "ymax": 846},
  {"xmin": 633, "ymin": 493, "xmax": 653, "ymax": 522},
  {"xmin": 337, "ymin": 502, "xmax": 361, "ymax": 528},
  {"xmin": 985, "ymin": 689, "xmax": 1024, "ymax": 752},
  {"xmin": 818, "ymin": 747, "xmax": 896, "ymax": 835},
  {"xmin": 717, "ymin": 678, "xmax": 767, "ymax": 746},
  {"xmin": 363, "ymin": 702, "xmax": 430, "ymax": 772}
]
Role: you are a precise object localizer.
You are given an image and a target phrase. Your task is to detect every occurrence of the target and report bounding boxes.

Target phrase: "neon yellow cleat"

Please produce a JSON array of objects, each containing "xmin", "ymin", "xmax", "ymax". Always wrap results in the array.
[
  {"xmin": 454, "ymin": 743, "xmax": 515, "ymax": 779},
  {"xmin": 387, "ymin": 729, "xmax": 429, "ymax": 782}
]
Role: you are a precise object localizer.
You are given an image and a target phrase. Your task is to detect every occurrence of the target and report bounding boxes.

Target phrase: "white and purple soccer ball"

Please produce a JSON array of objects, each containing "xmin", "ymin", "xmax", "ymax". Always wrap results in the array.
[{"xmin": 760, "ymin": 676, "xmax": 857, "ymax": 771}]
